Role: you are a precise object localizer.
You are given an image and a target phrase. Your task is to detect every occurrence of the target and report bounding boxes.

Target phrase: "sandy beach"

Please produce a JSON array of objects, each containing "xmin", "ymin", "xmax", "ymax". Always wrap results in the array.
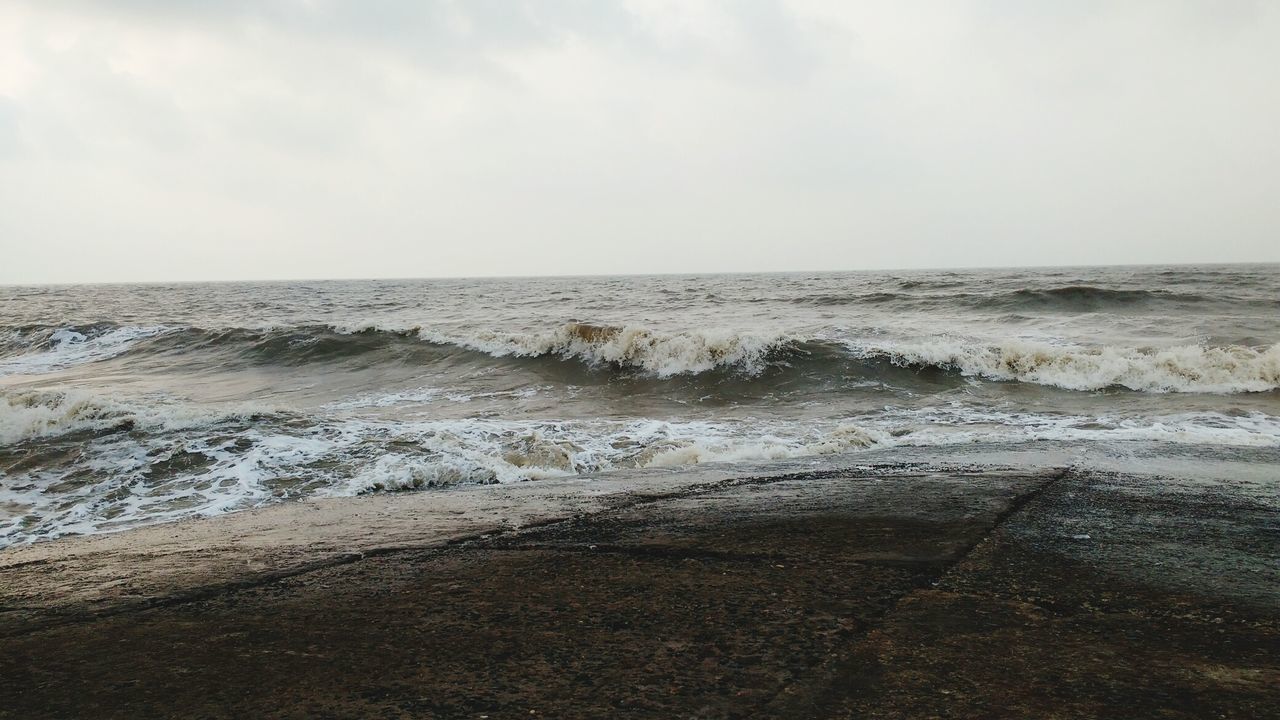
[{"xmin": 3, "ymin": 449, "xmax": 1276, "ymax": 719}]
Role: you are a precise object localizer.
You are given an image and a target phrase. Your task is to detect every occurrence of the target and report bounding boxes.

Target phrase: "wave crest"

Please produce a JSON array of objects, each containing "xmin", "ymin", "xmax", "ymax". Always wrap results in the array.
[
  {"xmin": 3, "ymin": 322, "xmax": 1277, "ymax": 393},
  {"xmin": 860, "ymin": 340, "xmax": 1280, "ymax": 393},
  {"xmin": 0, "ymin": 389, "xmax": 272, "ymax": 445},
  {"xmin": 0, "ymin": 324, "xmax": 170, "ymax": 376},
  {"xmin": 418, "ymin": 322, "xmax": 795, "ymax": 377}
]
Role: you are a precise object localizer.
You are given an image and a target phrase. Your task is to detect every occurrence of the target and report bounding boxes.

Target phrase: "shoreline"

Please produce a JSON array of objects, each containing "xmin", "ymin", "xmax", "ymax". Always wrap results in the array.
[{"xmin": 2, "ymin": 451, "xmax": 1277, "ymax": 718}]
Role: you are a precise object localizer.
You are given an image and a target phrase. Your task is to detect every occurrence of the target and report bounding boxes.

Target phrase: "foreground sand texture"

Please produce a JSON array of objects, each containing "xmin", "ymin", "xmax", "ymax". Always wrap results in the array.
[{"xmin": 2, "ymin": 464, "xmax": 1277, "ymax": 719}]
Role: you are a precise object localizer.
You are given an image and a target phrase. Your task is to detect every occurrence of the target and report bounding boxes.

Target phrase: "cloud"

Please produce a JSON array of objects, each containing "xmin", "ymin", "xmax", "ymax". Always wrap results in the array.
[{"xmin": 1, "ymin": 1, "xmax": 1278, "ymax": 282}]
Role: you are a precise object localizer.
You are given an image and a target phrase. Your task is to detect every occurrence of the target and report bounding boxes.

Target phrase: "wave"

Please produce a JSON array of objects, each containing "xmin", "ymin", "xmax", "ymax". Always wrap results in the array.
[
  {"xmin": 856, "ymin": 339, "xmax": 1280, "ymax": 393},
  {"xmin": 2, "ymin": 322, "xmax": 1277, "ymax": 393},
  {"xmin": 5, "ymin": 387, "xmax": 1279, "ymax": 547},
  {"xmin": 782, "ymin": 292, "xmax": 908, "ymax": 306},
  {"xmin": 1, "ymin": 322, "xmax": 812, "ymax": 377},
  {"xmin": 0, "ymin": 324, "xmax": 171, "ymax": 376},
  {"xmin": 986, "ymin": 285, "xmax": 1210, "ymax": 310},
  {"xmin": 0, "ymin": 392, "xmax": 894, "ymax": 545},
  {"xmin": 326, "ymin": 421, "xmax": 890, "ymax": 495},
  {"xmin": 757, "ymin": 285, "xmax": 1247, "ymax": 312},
  {"xmin": 402, "ymin": 326, "xmax": 1280, "ymax": 393},
  {"xmin": 416, "ymin": 323, "xmax": 796, "ymax": 377},
  {"xmin": 0, "ymin": 323, "xmax": 440, "ymax": 377},
  {"xmin": 0, "ymin": 322, "xmax": 797, "ymax": 378},
  {"xmin": 0, "ymin": 389, "xmax": 277, "ymax": 445}
]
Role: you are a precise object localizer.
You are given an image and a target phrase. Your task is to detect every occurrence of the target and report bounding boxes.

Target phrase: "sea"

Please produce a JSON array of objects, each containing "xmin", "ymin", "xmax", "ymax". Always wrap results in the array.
[{"xmin": 2, "ymin": 264, "xmax": 1277, "ymax": 547}]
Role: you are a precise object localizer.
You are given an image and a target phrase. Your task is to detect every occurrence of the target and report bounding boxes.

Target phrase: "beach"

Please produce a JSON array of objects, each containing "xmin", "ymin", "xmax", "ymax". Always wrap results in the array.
[
  {"xmin": 5, "ymin": 2, "xmax": 1279, "ymax": 715},
  {"xmin": 3, "ymin": 444, "xmax": 1276, "ymax": 719},
  {"xmin": 2, "ymin": 268, "xmax": 1277, "ymax": 717}
]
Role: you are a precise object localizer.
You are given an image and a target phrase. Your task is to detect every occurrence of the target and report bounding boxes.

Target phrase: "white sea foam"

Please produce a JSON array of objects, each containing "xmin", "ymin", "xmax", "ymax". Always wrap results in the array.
[
  {"xmin": 5, "ymin": 320, "xmax": 1275, "ymax": 395},
  {"xmin": 406, "ymin": 322, "xmax": 1280, "ymax": 392},
  {"xmin": 856, "ymin": 339, "xmax": 1280, "ymax": 393},
  {"xmin": 322, "ymin": 385, "xmax": 547, "ymax": 411},
  {"xmin": 3, "ymin": 270, "xmax": 1277, "ymax": 548},
  {"xmin": 320, "ymin": 418, "xmax": 895, "ymax": 495},
  {"xmin": 5, "ymin": 387, "xmax": 1279, "ymax": 547},
  {"xmin": 0, "ymin": 426, "xmax": 340, "ymax": 544},
  {"xmin": 416, "ymin": 323, "xmax": 792, "ymax": 377},
  {"xmin": 0, "ymin": 389, "xmax": 271, "ymax": 445},
  {"xmin": 0, "ymin": 325, "xmax": 171, "ymax": 377},
  {"xmin": 0, "ymin": 394, "xmax": 902, "ymax": 544},
  {"xmin": 885, "ymin": 406, "xmax": 1280, "ymax": 448},
  {"xmin": 323, "ymin": 386, "xmax": 446, "ymax": 410}
]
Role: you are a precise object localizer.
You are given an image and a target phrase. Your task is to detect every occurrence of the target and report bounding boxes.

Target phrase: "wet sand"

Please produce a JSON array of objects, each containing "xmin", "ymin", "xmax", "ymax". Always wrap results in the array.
[{"xmin": 1, "ymin": 461, "xmax": 1277, "ymax": 719}]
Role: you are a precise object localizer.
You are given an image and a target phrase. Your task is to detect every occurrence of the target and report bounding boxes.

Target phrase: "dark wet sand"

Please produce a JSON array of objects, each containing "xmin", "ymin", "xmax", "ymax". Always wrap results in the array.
[{"xmin": 2, "ymin": 464, "xmax": 1277, "ymax": 719}]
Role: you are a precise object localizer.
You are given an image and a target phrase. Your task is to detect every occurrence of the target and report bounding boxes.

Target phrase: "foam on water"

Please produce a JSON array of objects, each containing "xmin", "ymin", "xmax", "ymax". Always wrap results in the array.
[
  {"xmin": 0, "ymin": 325, "xmax": 170, "ymax": 377},
  {"xmin": 2, "ymin": 266, "xmax": 1277, "ymax": 546},
  {"xmin": 854, "ymin": 339, "xmax": 1280, "ymax": 393},
  {"xmin": 3, "ymin": 387, "xmax": 1278, "ymax": 547},
  {"xmin": 2, "ymin": 320, "xmax": 1276, "ymax": 394},
  {"xmin": 0, "ymin": 389, "xmax": 271, "ymax": 445},
  {"xmin": 415, "ymin": 323, "xmax": 793, "ymax": 378}
]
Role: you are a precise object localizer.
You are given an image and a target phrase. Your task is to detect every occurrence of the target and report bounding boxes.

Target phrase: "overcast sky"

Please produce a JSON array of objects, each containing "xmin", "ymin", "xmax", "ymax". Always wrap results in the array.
[{"xmin": 1, "ymin": 1, "xmax": 1277, "ymax": 283}]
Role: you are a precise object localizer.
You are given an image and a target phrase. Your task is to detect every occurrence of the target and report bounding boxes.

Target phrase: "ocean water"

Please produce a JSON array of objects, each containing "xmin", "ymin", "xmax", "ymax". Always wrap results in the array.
[{"xmin": 2, "ymin": 264, "xmax": 1278, "ymax": 546}]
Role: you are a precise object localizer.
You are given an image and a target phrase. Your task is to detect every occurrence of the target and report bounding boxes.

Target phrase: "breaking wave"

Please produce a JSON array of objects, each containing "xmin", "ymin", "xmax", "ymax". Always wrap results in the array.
[
  {"xmin": 0, "ymin": 389, "xmax": 278, "ymax": 446},
  {"xmin": 4, "ymin": 387, "xmax": 1278, "ymax": 546},
  {"xmin": 2, "ymin": 322, "xmax": 1278, "ymax": 393},
  {"xmin": 0, "ymin": 324, "xmax": 171, "ymax": 376},
  {"xmin": 0, "ymin": 390, "xmax": 894, "ymax": 545},
  {"xmin": 0, "ymin": 322, "xmax": 797, "ymax": 378},
  {"xmin": 416, "ymin": 323, "xmax": 793, "ymax": 377},
  {"xmin": 5, "ymin": 268, "xmax": 1278, "ymax": 549},
  {"xmin": 857, "ymin": 340, "xmax": 1280, "ymax": 393}
]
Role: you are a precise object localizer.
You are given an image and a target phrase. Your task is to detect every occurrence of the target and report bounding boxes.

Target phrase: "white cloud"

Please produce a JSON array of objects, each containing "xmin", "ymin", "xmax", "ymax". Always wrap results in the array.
[{"xmin": 1, "ymin": 0, "xmax": 1277, "ymax": 282}]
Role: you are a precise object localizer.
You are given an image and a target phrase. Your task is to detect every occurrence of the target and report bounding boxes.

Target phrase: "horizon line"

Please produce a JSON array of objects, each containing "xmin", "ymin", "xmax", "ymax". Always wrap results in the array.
[{"xmin": 2, "ymin": 259, "xmax": 1276, "ymax": 289}]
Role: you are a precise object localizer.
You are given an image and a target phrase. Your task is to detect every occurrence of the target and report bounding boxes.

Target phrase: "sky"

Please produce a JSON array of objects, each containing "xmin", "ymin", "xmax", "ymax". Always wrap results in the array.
[{"xmin": 1, "ymin": 1, "xmax": 1278, "ymax": 284}]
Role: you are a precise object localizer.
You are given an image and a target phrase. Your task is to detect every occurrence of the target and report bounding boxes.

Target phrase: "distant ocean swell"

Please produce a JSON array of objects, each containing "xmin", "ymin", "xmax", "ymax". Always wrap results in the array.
[
  {"xmin": 752, "ymin": 285, "xmax": 1273, "ymax": 309},
  {"xmin": 3, "ymin": 322, "xmax": 1278, "ymax": 394}
]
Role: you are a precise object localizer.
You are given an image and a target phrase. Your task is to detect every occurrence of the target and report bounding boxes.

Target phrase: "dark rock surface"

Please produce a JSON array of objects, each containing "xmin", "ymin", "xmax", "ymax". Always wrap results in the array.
[{"xmin": 2, "ymin": 465, "xmax": 1276, "ymax": 719}]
